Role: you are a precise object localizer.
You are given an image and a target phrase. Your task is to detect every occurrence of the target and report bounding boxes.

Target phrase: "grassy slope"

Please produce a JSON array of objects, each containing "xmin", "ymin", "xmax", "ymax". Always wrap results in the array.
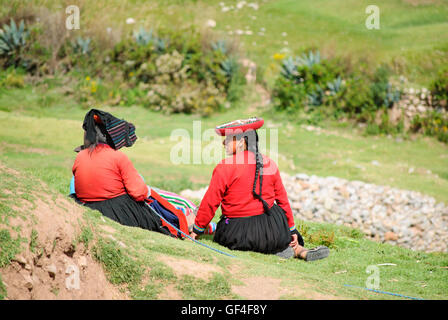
[{"xmin": 1, "ymin": 83, "xmax": 448, "ymax": 203}]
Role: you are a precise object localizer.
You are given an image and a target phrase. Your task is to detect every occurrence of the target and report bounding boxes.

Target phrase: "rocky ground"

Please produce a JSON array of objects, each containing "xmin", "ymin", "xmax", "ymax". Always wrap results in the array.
[{"xmin": 181, "ymin": 173, "xmax": 448, "ymax": 253}]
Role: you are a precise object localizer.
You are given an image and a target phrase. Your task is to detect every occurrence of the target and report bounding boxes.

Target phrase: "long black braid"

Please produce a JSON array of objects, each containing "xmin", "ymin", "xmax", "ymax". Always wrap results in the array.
[{"xmin": 238, "ymin": 130, "xmax": 270, "ymax": 211}]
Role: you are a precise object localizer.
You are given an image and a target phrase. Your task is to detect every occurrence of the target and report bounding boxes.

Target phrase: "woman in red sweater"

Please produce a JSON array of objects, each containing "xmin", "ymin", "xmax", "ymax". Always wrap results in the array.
[
  {"xmin": 72, "ymin": 109, "xmax": 170, "ymax": 236},
  {"xmin": 190, "ymin": 118, "xmax": 329, "ymax": 261}
]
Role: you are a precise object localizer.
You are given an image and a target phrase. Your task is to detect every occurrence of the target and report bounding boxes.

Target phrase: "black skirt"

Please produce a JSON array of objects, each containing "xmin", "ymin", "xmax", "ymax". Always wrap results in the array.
[
  {"xmin": 82, "ymin": 193, "xmax": 171, "ymax": 236},
  {"xmin": 213, "ymin": 205, "xmax": 293, "ymax": 254}
]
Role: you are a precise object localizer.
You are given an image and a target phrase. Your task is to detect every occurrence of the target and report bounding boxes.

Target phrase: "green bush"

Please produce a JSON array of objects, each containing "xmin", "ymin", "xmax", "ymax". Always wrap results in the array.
[
  {"xmin": 338, "ymin": 73, "xmax": 376, "ymax": 121},
  {"xmin": 105, "ymin": 27, "xmax": 242, "ymax": 115},
  {"xmin": 430, "ymin": 67, "xmax": 448, "ymax": 110},
  {"xmin": 0, "ymin": 67, "xmax": 25, "ymax": 89},
  {"xmin": 371, "ymin": 66, "xmax": 401, "ymax": 109},
  {"xmin": 0, "ymin": 19, "xmax": 28, "ymax": 68},
  {"xmin": 273, "ymin": 51, "xmax": 404, "ymax": 135},
  {"xmin": 273, "ymin": 50, "xmax": 347, "ymax": 113},
  {"xmin": 411, "ymin": 111, "xmax": 448, "ymax": 143}
]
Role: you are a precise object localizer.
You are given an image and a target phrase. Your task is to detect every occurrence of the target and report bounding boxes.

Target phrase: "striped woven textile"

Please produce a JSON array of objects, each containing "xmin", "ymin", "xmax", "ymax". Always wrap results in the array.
[
  {"xmin": 155, "ymin": 188, "xmax": 216, "ymax": 235},
  {"xmin": 105, "ymin": 118, "xmax": 137, "ymax": 150},
  {"xmin": 154, "ymin": 188, "xmax": 197, "ymax": 210}
]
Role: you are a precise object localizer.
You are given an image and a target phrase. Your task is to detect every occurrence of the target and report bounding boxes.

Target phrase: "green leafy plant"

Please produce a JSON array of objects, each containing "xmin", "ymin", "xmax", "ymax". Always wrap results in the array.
[
  {"xmin": 429, "ymin": 67, "xmax": 448, "ymax": 110},
  {"xmin": 371, "ymin": 66, "xmax": 401, "ymax": 109},
  {"xmin": 0, "ymin": 229, "xmax": 22, "ymax": 268},
  {"xmin": 211, "ymin": 40, "xmax": 228, "ymax": 55},
  {"xmin": 0, "ymin": 19, "xmax": 29, "ymax": 67},
  {"xmin": 298, "ymin": 50, "xmax": 321, "ymax": 68},
  {"xmin": 73, "ymin": 37, "xmax": 91, "ymax": 55},
  {"xmin": 411, "ymin": 111, "xmax": 448, "ymax": 143},
  {"xmin": 133, "ymin": 26, "xmax": 154, "ymax": 46}
]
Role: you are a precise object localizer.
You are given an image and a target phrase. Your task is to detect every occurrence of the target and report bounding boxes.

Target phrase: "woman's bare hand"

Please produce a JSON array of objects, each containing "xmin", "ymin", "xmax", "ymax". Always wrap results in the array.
[{"xmin": 289, "ymin": 233, "xmax": 298, "ymax": 247}]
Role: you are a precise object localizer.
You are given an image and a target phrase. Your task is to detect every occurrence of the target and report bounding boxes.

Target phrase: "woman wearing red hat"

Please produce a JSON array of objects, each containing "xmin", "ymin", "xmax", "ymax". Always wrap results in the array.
[{"xmin": 190, "ymin": 118, "xmax": 329, "ymax": 261}]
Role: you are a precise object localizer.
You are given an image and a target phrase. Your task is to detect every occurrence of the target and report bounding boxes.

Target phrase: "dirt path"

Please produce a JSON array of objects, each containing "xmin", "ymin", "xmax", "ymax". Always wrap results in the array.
[{"xmin": 247, "ymin": 83, "xmax": 271, "ymax": 114}]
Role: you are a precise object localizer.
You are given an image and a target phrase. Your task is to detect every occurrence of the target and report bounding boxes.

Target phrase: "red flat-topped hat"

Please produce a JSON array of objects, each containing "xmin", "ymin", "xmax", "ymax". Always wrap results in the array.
[{"xmin": 215, "ymin": 117, "xmax": 264, "ymax": 136}]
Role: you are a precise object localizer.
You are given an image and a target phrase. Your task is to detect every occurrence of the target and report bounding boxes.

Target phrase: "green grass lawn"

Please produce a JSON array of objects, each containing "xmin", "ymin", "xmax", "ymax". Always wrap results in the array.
[{"xmin": 1, "ymin": 81, "xmax": 448, "ymax": 203}]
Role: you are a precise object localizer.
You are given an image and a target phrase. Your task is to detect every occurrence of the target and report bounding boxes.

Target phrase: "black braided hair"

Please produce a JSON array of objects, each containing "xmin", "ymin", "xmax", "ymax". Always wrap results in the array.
[{"xmin": 236, "ymin": 130, "xmax": 269, "ymax": 210}]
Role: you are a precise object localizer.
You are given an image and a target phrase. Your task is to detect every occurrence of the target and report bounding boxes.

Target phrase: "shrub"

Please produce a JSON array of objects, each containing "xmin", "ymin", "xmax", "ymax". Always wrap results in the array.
[
  {"xmin": 0, "ymin": 67, "xmax": 25, "ymax": 88},
  {"xmin": 337, "ymin": 73, "xmax": 375, "ymax": 120},
  {"xmin": 410, "ymin": 111, "xmax": 448, "ymax": 143},
  {"xmin": 273, "ymin": 51, "xmax": 404, "ymax": 135},
  {"xmin": 429, "ymin": 66, "xmax": 448, "ymax": 110},
  {"xmin": 371, "ymin": 66, "xmax": 401, "ymax": 109},
  {"xmin": 273, "ymin": 50, "xmax": 345, "ymax": 113},
  {"xmin": 106, "ymin": 27, "xmax": 242, "ymax": 115},
  {"xmin": 0, "ymin": 19, "xmax": 28, "ymax": 68}
]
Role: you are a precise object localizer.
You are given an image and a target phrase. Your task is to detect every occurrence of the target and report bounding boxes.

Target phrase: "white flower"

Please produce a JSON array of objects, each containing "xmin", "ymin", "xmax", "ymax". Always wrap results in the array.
[
  {"xmin": 248, "ymin": 2, "xmax": 259, "ymax": 10},
  {"xmin": 106, "ymin": 27, "xmax": 112, "ymax": 34},
  {"xmin": 126, "ymin": 18, "xmax": 135, "ymax": 24},
  {"xmin": 219, "ymin": 2, "xmax": 225, "ymax": 6},
  {"xmin": 283, "ymin": 40, "xmax": 288, "ymax": 45},
  {"xmin": 282, "ymin": 32, "xmax": 287, "ymax": 37},
  {"xmin": 260, "ymin": 27, "xmax": 265, "ymax": 32},
  {"xmin": 222, "ymin": 6, "xmax": 230, "ymax": 12},
  {"xmin": 206, "ymin": 19, "xmax": 216, "ymax": 28},
  {"xmin": 235, "ymin": 29, "xmax": 244, "ymax": 35},
  {"xmin": 245, "ymin": 30, "xmax": 253, "ymax": 35},
  {"xmin": 237, "ymin": 1, "xmax": 246, "ymax": 9}
]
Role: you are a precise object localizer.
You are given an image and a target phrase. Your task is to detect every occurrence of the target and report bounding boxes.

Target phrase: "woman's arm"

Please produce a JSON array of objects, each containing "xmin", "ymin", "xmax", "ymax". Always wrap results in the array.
[
  {"xmin": 117, "ymin": 152, "xmax": 149, "ymax": 202},
  {"xmin": 193, "ymin": 164, "xmax": 227, "ymax": 235},
  {"xmin": 273, "ymin": 166, "xmax": 297, "ymax": 232}
]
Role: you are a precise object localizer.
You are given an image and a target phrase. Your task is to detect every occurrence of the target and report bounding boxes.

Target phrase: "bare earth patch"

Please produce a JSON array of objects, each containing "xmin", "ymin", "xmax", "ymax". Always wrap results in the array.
[
  {"xmin": 0, "ymin": 164, "xmax": 129, "ymax": 300},
  {"xmin": 157, "ymin": 254, "xmax": 222, "ymax": 281},
  {"xmin": 0, "ymin": 142, "xmax": 53, "ymax": 155},
  {"xmin": 232, "ymin": 276, "xmax": 344, "ymax": 300}
]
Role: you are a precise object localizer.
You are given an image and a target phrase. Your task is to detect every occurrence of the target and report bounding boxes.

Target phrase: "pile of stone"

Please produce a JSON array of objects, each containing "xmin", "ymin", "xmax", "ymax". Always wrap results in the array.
[{"xmin": 281, "ymin": 173, "xmax": 448, "ymax": 253}]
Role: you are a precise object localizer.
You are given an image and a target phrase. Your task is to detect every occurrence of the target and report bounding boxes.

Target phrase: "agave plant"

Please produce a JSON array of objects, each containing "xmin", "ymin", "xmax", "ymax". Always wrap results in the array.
[
  {"xmin": 307, "ymin": 85, "xmax": 324, "ymax": 107},
  {"xmin": 211, "ymin": 40, "xmax": 227, "ymax": 55},
  {"xmin": 0, "ymin": 19, "xmax": 28, "ymax": 60},
  {"xmin": 327, "ymin": 76, "xmax": 343, "ymax": 95},
  {"xmin": 280, "ymin": 56, "xmax": 300, "ymax": 81},
  {"xmin": 220, "ymin": 57, "xmax": 238, "ymax": 79},
  {"xmin": 73, "ymin": 37, "xmax": 91, "ymax": 55},
  {"xmin": 133, "ymin": 26, "xmax": 154, "ymax": 46},
  {"xmin": 153, "ymin": 37, "xmax": 166, "ymax": 54},
  {"xmin": 298, "ymin": 50, "xmax": 320, "ymax": 68},
  {"xmin": 384, "ymin": 83, "xmax": 401, "ymax": 108}
]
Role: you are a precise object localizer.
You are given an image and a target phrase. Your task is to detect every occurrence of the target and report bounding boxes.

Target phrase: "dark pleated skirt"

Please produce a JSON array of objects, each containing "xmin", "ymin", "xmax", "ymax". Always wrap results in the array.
[
  {"xmin": 213, "ymin": 205, "xmax": 293, "ymax": 254},
  {"xmin": 83, "ymin": 194, "xmax": 171, "ymax": 236}
]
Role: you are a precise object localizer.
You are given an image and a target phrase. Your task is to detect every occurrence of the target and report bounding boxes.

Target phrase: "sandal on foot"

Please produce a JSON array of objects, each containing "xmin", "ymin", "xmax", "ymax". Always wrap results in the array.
[{"xmin": 303, "ymin": 246, "xmax": 330, "ymax": 261}]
